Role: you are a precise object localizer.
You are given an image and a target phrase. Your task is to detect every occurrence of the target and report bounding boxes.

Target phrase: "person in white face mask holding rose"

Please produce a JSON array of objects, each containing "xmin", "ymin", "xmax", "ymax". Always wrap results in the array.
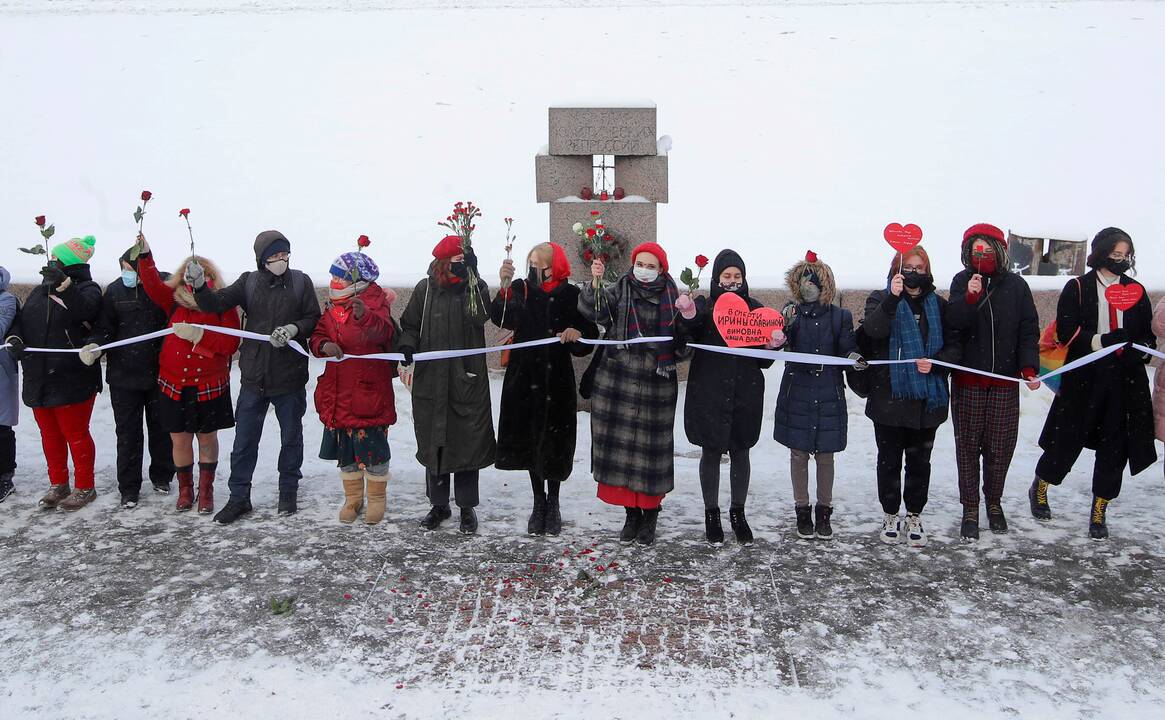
[{"xmin": 578, "ymin": 242, "xmax": 687, "ymax": 546}]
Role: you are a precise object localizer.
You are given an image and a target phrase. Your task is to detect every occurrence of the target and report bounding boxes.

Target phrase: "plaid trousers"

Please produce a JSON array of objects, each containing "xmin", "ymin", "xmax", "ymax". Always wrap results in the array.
[{"xmin": 951, "ymin": 383, "xmax": 1020, "ymax": 509}]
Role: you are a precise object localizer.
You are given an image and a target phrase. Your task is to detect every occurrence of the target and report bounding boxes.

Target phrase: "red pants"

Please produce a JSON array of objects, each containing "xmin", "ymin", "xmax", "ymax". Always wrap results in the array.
[{"xmin": 32, "ymin": 396, "xmax": 97, "ymax": 490}]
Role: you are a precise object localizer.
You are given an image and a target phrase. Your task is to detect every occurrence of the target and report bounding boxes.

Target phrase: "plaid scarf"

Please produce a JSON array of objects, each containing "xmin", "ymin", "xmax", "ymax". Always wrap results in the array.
[
  {"xmin": 615, "ymin": 272, "xmax": 679, "ymax": 377},
  {"xmin": 888, "ymin": 289, "xmax": 948, "ymax": 411}
]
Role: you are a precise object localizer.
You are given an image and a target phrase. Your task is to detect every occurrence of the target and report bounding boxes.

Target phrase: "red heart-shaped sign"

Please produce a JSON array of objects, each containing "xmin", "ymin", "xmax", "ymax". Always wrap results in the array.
[
  {"xmin": 713, "ymin": 292, "xmax": 784, "ymax": 348},
  {"xmin": 884, "ymin": 223, "xmax": 923, "ymax": 254},
  {"xmin": 1105, "ymin": 283, "xmax": 1144, "ymax": 312}
]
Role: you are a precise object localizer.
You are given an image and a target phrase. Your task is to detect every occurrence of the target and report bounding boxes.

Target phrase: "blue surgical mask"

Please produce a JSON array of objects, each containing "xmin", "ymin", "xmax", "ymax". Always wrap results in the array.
[{"xmin": 121, "ymin": 269, "xmax": 139, "ymax": 288}]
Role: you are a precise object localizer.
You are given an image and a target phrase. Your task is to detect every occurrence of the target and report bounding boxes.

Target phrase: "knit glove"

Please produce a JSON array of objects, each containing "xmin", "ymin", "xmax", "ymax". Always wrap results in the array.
[
  {"xmin": 396, "ymin": 344, "xmax": 416, "ymax": 366},
  {"xmin": 675, "ymin": 293, "xmax": 697, "ymax": 320},
  {"xmin": 173, "ymin": 323, "xmax": 205, "ymax": 344},
  {"xmin": 780, "ymin": 302, "xmax": 798, "ymax": 328},
  {"xmin": 40, "ymin": 265, "xmax": 67, "ymax": 288},
  {"xmin": 1100, "ymin": 329, "xmax": 1129, "ymax": 348},
  {"xmin": 184, "ymin": 260, "xmax": 206, "ymax": 289},
  {"xmin": 849, "ymin": 352, "xmax": 869, "ymax": 371},
  {"xmin": 4, "ymin": 336, "xmax": 25, "ymax": 360},
  {"xmin": 270, "ymin": 324, "xmax": 298, "ymax": 348},
  {"xmin": 79, "ymin": 343, "xmax": 102, "ymax": 366},
  {"xmin": 766, "ymin": 329, "xmax": 786, "ymax": 349}
]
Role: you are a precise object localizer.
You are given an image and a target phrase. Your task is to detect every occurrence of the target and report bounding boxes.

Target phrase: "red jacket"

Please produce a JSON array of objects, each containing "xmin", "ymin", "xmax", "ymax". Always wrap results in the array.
[
  {"xmin": 310, "ymin": 282, "xmax": 398, "ymax": 429},
  {"xmin": 138, "ymin": 254, "xmax": 241, "ymax": 397}
]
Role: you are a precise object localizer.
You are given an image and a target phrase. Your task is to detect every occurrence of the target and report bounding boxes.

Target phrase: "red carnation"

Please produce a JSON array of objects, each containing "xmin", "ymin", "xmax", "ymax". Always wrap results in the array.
[
  {"xmin": 357, "ymin": 234, "xmax": 371, "ymax": 248},
  {"xmin": 141, "ymin": 190, "xmax": 152, "ymax": 202},
  {"xmin": 695, "ymin": 254, "xmax": 709, "ymax": 268},
  {"xmin": 590, "ymin": 210, "xmax": 601, "ymax": 217},
  {"xmin": 583, "ymin": 249, "xmax": 594, "ymax": 261},
  {"xmin": 34, "ymin": 215, "xmax": 46, "ymax": 227},
  {"xmin": 178, "ymin": 208, "xmax": 190, "ymax": 217},
  {"xmin": 586, "ymin": 228, "xmax": 597, "ymax": 238}
]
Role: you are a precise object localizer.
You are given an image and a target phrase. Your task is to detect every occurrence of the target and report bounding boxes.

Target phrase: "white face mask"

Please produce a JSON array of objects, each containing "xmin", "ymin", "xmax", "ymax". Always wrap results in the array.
[
  {"xmin": 633, "ymin": 266, "xmax": 659, "ymax": 284},
  {"xmin": 266, "ymin": 259, "xmax": 289, "ymax": 276}
]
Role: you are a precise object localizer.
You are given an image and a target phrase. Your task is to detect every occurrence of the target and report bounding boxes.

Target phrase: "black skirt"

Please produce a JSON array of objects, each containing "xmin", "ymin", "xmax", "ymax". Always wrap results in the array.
[{"xmin": 157, "ymin": 386, "xmax": 235, "ymax": 434}]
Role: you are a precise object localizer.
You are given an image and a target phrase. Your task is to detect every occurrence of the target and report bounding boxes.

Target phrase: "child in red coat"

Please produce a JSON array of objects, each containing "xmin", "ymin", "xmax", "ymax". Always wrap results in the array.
[
  {"xmin": 310, "ymin": 252, "xmax": 397, "ymax": 524},
  {"xmin": 136, "ymin": 236, "xmax": 241, "ymax": 514}
]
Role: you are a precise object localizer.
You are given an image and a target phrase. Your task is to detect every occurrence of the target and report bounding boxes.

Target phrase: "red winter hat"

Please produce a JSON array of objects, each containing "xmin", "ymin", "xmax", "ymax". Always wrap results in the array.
[
  {"xmin": 805, "ymin": 250, "xmax": 819, "ymax": 264},
  {"xmin": 963, "ymin": 223, "xmax": 1006, "ymax": 246},
  {"xmin": 629, "ymin": 241, "xmax": 669, "ymax": 273},
  {"xmin": 432, "ymin": 235, "xmax": 463, "ymax": 260}
]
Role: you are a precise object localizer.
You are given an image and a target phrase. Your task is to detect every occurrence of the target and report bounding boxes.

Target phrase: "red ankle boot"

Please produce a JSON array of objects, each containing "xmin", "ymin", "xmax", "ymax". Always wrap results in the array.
[
  {"xmin": 175, "ymin": 466, "xmax": 195, "ymax": 511},
  {"xmin": 197, "ymin": 463, "xmax": 216, "ymax": 514}
]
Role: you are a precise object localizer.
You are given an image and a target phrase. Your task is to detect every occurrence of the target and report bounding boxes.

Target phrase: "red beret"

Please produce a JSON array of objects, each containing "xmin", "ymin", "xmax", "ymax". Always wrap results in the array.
[
  {"xmin": 629, "ymin": 241, "xmax": 669, "ymax": 274},
  {"xmin": 963, "ymin": 223, "xmax": 1006, "ymax": 246},
  {"xmin": 432, "ymin": 235, "xmax": 463, "ymax": 260}
]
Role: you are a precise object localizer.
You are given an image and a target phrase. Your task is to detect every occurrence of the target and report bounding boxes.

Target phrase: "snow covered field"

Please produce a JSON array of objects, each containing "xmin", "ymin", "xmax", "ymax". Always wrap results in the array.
[{"xmin": 1, "ymin": 365, "xmax": 1163, "ymax": 719}]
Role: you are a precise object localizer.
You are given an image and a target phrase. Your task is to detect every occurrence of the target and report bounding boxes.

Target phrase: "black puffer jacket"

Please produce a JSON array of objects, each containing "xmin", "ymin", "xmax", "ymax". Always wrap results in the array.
[
  {"xmin": 88, "ymin": 274, "xmax": 170, "ymax": 391},
  {"xmin": 12, "ymin": 264, "xmax": 103, "ymax": 408},
  {"xmin": 946, "ymin": 269, "xmax": 1040, "ymax": 378},
  {"xmin": 194, "ymin": 231, "xmax": 321, "ymax": 397}
]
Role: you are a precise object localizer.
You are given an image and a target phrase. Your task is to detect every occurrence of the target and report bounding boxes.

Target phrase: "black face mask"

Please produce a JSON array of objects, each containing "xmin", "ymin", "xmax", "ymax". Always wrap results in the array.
[
  {"xmin": 1103, "ymin": 258, "xmax": 1131, "ymax": 275},
  {"xmin": 450, "ymin": 261, "xmax": 469, "ymax": 279},
  {"xmin": 902, "ymin": 271, "xmax": 931, "ymax": 289},
  {"xmin": 527, "ymin": 266, "xmax": 548, "ymax": 285}
]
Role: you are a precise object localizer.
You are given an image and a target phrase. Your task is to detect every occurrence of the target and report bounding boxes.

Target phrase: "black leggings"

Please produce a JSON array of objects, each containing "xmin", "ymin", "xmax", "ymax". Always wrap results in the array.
[
  {"xmin": 698, "ymin": 448, "xmax": 750, "ymax": 510},
  {"xmin": 530, "ymin": 472, "xmax": 561, "ymax": 502},
  {"xmin": 0, "ymin": 425, "xmax": 14, "ymax": 475}
]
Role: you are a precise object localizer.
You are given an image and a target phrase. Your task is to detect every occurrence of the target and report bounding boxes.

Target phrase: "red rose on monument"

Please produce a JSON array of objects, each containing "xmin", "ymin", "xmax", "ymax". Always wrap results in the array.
[
  {"xmin": 586, "ymin": 228, "xmax": 596, "ymax": 238},
  {"xmin": 583, "ymin": 249, "xmax": 594, "ymax": 261},
  {"xmin": 695, "ymin": 255, "xmax": 709, "ymax": 268}
]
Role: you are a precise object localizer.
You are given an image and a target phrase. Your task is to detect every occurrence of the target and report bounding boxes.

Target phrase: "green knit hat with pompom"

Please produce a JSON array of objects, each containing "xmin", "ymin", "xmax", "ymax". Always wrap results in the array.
[{"xmin": 51, "ymin": 235, "xmax": 96, "ymax": 266}]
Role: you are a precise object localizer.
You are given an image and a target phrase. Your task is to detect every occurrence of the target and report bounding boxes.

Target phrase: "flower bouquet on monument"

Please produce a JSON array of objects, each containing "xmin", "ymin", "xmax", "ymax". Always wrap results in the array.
[
  {"xmin": 437, "ymin": 200, "xmax": 486, "ymax": 318},
  {"xmin": 573, "ymin": 209, "xmax": 627, "ymax": 313}
]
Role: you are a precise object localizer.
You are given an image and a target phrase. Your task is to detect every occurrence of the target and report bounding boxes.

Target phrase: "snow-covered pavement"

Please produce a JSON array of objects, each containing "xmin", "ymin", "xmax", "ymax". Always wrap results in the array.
[{"xmin": 1, "ymin": 367, "xmax": 1162, "ymax": 718}]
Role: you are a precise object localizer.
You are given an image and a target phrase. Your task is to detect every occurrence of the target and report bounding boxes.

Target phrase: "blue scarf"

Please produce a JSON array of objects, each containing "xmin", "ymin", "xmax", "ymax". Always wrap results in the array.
[{"xmin": 888, "ymin": 289, "xmax": 948, "ymax": 412}]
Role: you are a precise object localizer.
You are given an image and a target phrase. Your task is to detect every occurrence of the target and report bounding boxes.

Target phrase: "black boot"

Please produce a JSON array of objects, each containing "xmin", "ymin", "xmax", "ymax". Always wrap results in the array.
[
  {"xmin": 459, "ymin": 507, "xmax": 478, "ymax": 535},
  {"xmin": 814, "ymin": 504, "xmax": 834, "ymax": 540},
  {"xmin": 213, "ymin": 497, "xmax": 253, "ymax": 525},
  {"xmin": 729, "ymin": 507, "xmax": 754, "ymax": 545},
  {"xmin": 420, "ymin": 504, "xmax": 451, "ymax": 530},
  {"xmin": 704, "ymin": 508, "xmax": 724, "ymax": 545},
  {"xmin": 620, "ymin": 508, "xmax": 642, "ymax": 544},
  {"xmin": 960, "ymin": 507, "xmax": 980, "ymax": 541},
  {"xmin": 794, "ymin": 505, "xmax": 814, "ymax": 539},
  {"xmin": 0, "ymin": 471, "xmax": 13, "ymax": 503},
  {"xmin": 544, "ymin": 497, "xmax": 563, "ymax": 536},
  {"xmin": 1029, "ymin": 478, "xmax": 1051, "ymax": 521},
  {"xmin": 151, "ymin": 479, "xmax": 171, "ymax": 494},
  {"xmin": 277, "ymin": 491, "xmax": 297, "ymax": 516},
  {"xmin": 528, "ymin": 496, "xmax": 547, "ymax": 536},
  {"xmin": 637, "ymin": 508, "xmax": 660, "ymax": 545},
  {"xmin": 986, "ymin": 503, "xmax": 1008, "ymax": 534},
  {"xmin": 1089, "ymin": 496, "xmax": 1109, "ymax": 540}
]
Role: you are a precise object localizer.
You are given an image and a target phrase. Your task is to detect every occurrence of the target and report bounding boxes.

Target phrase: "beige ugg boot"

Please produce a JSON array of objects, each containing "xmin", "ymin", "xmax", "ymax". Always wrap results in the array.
[
  {"xmin": 364, "ymin": 471, "xmax": 390, "ymax": 525},
  {"xmin": 339, "ymin": 470, "xmax": 365, "ymax": 523}
]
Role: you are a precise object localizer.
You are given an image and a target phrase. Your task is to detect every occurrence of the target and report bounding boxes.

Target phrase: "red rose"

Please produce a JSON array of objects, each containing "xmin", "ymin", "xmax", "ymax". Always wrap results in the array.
[
  {"xmin": 590, "ymin": 210, "xmax": 601, "ymax": 216},
  {"xmin": 695, "ymin": 255, "xmax": 709, "ymax": 268},
  {"xmin": 613, "ymin": 186, "xmax": 626, "ymax": 200},
  {"xmin": 583, "ymin": 249, "xmax": 594, "ymax": 261},
  {"xmin": 586, "ymin": 228, "xmax": 597, "ymax": 238},
  {"xmin": 34, "ymin": 215, "xmax": 46, "ymax": 227},
  {"xmin": 178, "ymin": 208, "xmax": 190, "ymax": 217},
  {"xmin": 357, "ymin": 234, "xmax": 371, "ymax": 248},
  {"xmin": 580, "ymin": 187, "xmax": 593, "ymax": 201},
  {"xmin": 141, "ymin": 190, "xmax": 152, "ymax": 202},
  {"xmin": 600, "ymin": 253, "xmax": 610, "ymax": 263}
]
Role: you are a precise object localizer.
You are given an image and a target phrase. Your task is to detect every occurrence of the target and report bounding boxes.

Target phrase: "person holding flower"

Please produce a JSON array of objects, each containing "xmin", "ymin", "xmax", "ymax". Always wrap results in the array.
[
  {"xmin": 579, "ymin": 242, "xmax": 685, "ymax": 546},
  {"xmin": 676, "ymin": 249, "xmax": 784, "ymax": 546},
  {"xmin": 396, "ymin": 234, "xmax": 495, "ymax": 535},
  {"xmin": 310, "ymin": 245, "xmax": 398, "ymax": 525},
  {"xmin": 5, "ymin": 235, "xmax": 103, "ymax": 512},
  {"xmin": 492, "ymin": 242, "xmax": 598, "ymax": 536}
]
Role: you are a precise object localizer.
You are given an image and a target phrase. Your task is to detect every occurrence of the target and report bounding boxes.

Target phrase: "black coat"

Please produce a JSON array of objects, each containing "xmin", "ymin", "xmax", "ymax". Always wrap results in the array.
[
  {"xmin": 1038, "ymin": 272, "xmax": 1157, "ymax": 475},
  {"xmin": 860, "ymin": 287, "xmax": 960, "ymax": 430},
  {"xmin": 88, "ymin": 275, "xmax": 170, "ymax": 391},
  {"xmin": 946, "ymin": 269, "xmax": 1040, "ymax": 377},
  {"xmin": 195, "ymin": 267, "xmax": 321, "ymax": 397},
  {"xmin": 490, "ymin": 280, "xmax": 597, "ymax": 481},
  {"xmin": 13, "ymin": 264, "xmax": 103, "ymax": 408}
]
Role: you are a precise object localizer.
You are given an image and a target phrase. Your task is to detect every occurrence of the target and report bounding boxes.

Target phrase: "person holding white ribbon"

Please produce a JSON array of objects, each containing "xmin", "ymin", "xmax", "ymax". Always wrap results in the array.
[
  {"xmin": 1032, "ymin": 228, "xmax": 1156, "ymax": 539},
  {"xmin": 774, "ymin": 250, "xmax": 864, "ymax": 541},
  {"xmin": 134, "ymin": 237, "xmax": 240, "ymax": 515}
]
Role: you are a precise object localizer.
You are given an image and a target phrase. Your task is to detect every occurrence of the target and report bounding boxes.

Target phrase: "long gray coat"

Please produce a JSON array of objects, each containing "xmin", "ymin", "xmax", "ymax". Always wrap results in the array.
[
  {"xmin": 398, "ymin": 268, "xmax": 496, "ymax": 475},
  {"xmin": 0, "ymin": 268, "xmax": 19, "ymax": 427}
]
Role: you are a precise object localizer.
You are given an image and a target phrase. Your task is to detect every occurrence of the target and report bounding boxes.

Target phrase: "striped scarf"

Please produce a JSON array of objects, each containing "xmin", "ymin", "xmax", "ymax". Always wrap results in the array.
[{"xmin": 888, "ymin": 289, "xmax": 948, "ymax": 411}]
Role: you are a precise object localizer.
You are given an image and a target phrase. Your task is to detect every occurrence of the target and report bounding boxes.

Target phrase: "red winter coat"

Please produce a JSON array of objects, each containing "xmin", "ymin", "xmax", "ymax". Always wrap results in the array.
[
  {"xmin": 138, "ymin": 253, "xmax": 241, "ymax": 396},
  {"xmin": 309, "ymin": 282, "xmax": 398, "ymax": 430}
]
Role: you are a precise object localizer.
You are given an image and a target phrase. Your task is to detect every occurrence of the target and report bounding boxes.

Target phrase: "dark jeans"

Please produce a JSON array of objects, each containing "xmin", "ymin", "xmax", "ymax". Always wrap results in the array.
[
  {"xmin": 873, "ymin": 423, "xmax": 937, "ymax": 515},
  {"xmin": 0, "ymin": 424, "xmax": 15, "ymax": 475},
  {"xmin": 227, "ymin": 386, "xmax": 307, "ymax": 501},
  {"xmin": 110, "ymin": 386, "xmax": 174, "ymax": 497},
  {"xmin": 426, "ymin": 470, "xmax": 480, "ymax": 508}
]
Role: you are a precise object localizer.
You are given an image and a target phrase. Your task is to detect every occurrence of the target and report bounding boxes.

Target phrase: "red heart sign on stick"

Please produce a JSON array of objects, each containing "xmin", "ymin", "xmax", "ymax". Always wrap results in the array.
[
  {"xmin": 1105, "ymin": 283, "xmax": 1144, "ymax": 312},
  {"xmin": 713, "ymin": 292, "xmax": 784, "ymax": 348},
  {"xmin": 884, "ymin": 223, "xmax": 923, "ymax": 254}
]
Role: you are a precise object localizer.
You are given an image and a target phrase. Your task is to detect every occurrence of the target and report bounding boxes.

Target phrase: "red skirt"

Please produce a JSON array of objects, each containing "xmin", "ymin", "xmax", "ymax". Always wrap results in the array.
[{"xmin": 597, "ymin": 482, "xmax": 664, "ymax": 510}]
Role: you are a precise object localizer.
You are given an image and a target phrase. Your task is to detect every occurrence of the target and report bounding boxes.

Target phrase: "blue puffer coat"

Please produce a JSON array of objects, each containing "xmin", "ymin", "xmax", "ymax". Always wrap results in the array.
[{"xmin": 773, "ymin": 302, "xmax": 857, "ymax": 453}]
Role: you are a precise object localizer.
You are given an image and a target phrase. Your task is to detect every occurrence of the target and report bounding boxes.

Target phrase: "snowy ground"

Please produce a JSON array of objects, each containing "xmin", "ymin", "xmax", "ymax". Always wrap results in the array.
[{"xmin": 1, "ymin": 364, "xmax": 1163, "ymax": 719}]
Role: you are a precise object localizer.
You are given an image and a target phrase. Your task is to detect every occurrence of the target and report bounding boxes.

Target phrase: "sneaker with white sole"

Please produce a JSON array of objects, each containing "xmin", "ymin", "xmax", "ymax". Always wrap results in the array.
[
  {"xmin": 879, "ymin": 513, "xmax": 901, "ymax": 544},
  {"xmin": 904, "ymin": 513, "xmax": 927, "ymax": 547}
]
